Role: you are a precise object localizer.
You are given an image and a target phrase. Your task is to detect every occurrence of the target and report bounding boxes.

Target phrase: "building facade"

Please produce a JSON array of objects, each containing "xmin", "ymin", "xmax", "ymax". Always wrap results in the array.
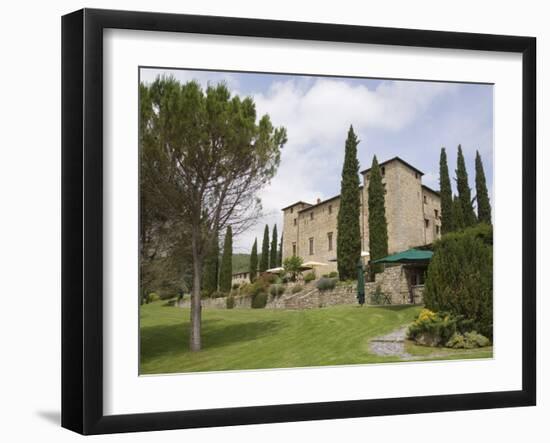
[{"xmin": 281, "ymin": 157, "xmax": 441, "ymax": 273}]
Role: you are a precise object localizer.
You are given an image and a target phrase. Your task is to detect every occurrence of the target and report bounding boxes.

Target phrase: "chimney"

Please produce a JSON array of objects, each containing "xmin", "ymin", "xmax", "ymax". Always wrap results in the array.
[{"xmin": 316, "ymin": 198, "xmax": 321, "ymax": 204}]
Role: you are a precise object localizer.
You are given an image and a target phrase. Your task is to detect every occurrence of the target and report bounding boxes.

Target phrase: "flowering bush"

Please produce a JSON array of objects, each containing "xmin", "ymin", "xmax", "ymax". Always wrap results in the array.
[{"xmin": 407, "ymin": 309, "xmax": 458, "ymax": 347}]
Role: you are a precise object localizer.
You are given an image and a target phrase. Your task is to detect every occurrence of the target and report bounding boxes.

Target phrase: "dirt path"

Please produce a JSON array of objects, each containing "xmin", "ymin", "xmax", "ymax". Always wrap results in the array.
[{"xmin": 369, "ymin": 326, "xmax": 411, "ymax": 358}]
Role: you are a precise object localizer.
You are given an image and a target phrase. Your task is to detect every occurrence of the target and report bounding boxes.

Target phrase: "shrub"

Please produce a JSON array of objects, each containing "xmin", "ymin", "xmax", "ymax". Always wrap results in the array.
[
  {"xmin": 304, "ymin": 271, "xmax": 316, "ymax": 283},
  {"xmin": 226, "ymin": 295, "xmax": 235, "ymax": 309},
  {"xmin": 446, "ymin": 331, "xmax": 491, "ymax": 349},
  {"xmin": 291, "ymin": 284, "xmax": 303, "ymax": 294},
  {"xmin": 464, "ymin": 331, "xmax": 491, "ymax": 347},
  {"xmin": 407, "ymin": 309, "xmax": 459, "ymax": 347},
  {"xmin": 241, "ymin": 277, "xmax": 269, "ymax": 297},
  {"xmin": 283, "ymin": 256, "xmax": 304, "ymax": 281},
  {"xmin": 144, "ymin": 292, "xmax": 160, "ymax": 303},
  {"xmin": 211, "ymin": 291, "xmax": 226, "ymax": 299},
  {"xmin": 232, "ymin": 283, "xmax": 240, "ymax": 290},
  {"xmin": 258, "ymin": 273, "xmax": 277, "ymax": 284},
  {"xmin": 316, "ymin": 277, "xmax": 337, "ymax": 291},
  {"xmin": 423, "ymin": 224, "xmax": 493, "ymax": 338},
  {"xmin": 200, "ymin": 289, "xmax": 211, "ymax": 299},
  {"xmin": 251, "ymin": 291, "xmax": 268, "ymax": 309},
  {"xmin": 322, "ymin": 272, "xmax": 338, "ymax": 278},
  {"xmin": 269, "ymin": 284, "xmax": 285, "ymax": 296}
]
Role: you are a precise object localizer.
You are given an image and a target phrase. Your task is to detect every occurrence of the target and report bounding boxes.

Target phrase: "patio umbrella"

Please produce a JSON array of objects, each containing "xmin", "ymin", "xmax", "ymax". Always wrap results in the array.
[
  {"xmin": 265, "ymin": 267, "xmax": 284, "ymax": 274},
  {"xmin": 302, "ymin": 261, "xmax": 328, "ymax": 267}
]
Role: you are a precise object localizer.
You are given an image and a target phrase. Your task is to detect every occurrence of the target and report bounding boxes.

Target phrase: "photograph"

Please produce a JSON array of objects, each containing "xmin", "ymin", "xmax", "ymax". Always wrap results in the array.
[{"xmin": 138, "ymin": 67, "xmax": 494, "ymax": 375}]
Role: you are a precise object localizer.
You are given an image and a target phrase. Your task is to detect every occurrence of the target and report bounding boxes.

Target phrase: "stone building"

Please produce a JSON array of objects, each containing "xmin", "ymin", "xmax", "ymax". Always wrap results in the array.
[{"xmin": 281, "ymin": 157, "xmax": 441, "ymax": 273}]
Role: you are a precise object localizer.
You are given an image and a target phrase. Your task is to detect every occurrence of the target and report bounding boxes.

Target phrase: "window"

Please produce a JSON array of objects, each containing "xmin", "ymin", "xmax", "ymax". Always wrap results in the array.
[
  {"xmin": 293, "ymin": 218, "xmax": 297, "ymax": 226},
  {"xmin": 290, "ymin": 207, "xmax": 293, "ymax": 214},
  {"xmin": 292, "ymin": 242, "xmax": 297, "ymax": 256},
  {"xmin": 434, "ymin": 209, "xmax": 439, "ymax": 218},
  {"xmin": 423, "ymin": 195, "xmax": 427, "ymax": 204},
  {"xmin": 425, "ymin": 219, "xmax": 430, "ymax": 228},
  {"xmin": 381, "ymin": 166, "xmax": 385, "ymax": 176},
  {"xmin": 328, "ymin": 205, "xmax": 332, "ymax": 215},
  {"xmin": 327, "ymin": 232, "xmax": 333, "ymax": 251},
  {"xmin": 415, "ymin": 172, "xmax": 419, "ymax": 179},
  {"xmin": 310, "ymin": 212, "xmax": 314, "ymax": 220},
  {"xmin": 309, "ymin": 237, "xmax": 314, "ymax": 255},
  {"xmin": 436, "ymin": 225, "xmax": 440, "ymax": 235}
]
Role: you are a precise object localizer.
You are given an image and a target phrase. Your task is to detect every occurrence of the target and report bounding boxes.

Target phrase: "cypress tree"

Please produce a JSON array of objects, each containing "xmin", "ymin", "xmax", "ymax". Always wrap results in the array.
[
  {"xmin": 452, "ymin": 195, "xmax": 465, "ymax": 231},
  {"xmin": 456, "ymin": 145, "xmax": 476, "ymax": 227},
  {"xmin": 475, "ymin": 150, "xmax": 492, "ymax": 224},
  {"xmin": 219, "ymin": 226, "xmax": 233, "ymax": 293},
  {"xmin": 368, "ymin": 155, "xmax": 389, "ymax": 275},
  {"xmin": 249, "ymin": 239, "xmax": 258, "ymax": 283},
  {"xmin": 259, "ymin": 224, "xmax": 270, "ymax": 272},
  {"xmin": 277, "ymin": 235, "xmax": 283, "ymax": 267},
  {"xmin": 439, "ymin": 147, "xmax": 454, "ymax": 234},
  {"xmin": 202, "ymin": 230, "xmax": 219, "ymax": 295},
  {"xmin": 270, "ymin": 225, "xmax": 278, "ymax": 269},
  {"xmin": 336, "ymin": 125, "xmax": 362, "ymax": 281}
]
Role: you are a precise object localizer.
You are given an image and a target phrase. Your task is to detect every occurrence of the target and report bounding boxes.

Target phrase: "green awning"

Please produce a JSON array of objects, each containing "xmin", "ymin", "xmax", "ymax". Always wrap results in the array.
[{"xmin": 372, "ymin": 248, "xmax": 433, "ymax": 264}]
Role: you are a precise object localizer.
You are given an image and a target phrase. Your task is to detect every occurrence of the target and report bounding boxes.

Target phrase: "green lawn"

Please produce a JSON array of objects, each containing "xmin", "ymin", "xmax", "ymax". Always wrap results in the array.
[
  {"xmin": 405, "ymin": 341, "xmax": 493, "ymax": 360},
  {"xmin": 140, "ymin": 302, "xmax": 491, "ymax": 374}
]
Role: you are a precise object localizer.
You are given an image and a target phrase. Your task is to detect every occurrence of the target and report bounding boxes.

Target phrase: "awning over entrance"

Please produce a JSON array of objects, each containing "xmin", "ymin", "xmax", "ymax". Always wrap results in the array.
[{"xmin": 372, "ymin": 248, "xmax": 433, "ymax": 264}]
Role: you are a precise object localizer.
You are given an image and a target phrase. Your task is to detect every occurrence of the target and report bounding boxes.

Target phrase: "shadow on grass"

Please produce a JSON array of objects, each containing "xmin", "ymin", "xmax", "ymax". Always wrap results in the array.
[
  {"xmin": 140, "ymin": 318, "xmax": 283, "ymax": 362},
  {"xmin": 369, "ymin": 305, "xmax": 419, "ymax": 312}
]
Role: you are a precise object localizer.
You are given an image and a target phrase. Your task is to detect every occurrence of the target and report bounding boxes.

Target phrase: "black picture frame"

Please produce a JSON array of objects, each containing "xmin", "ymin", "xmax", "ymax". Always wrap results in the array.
[{"xmin": 61, "ymin": 8, "xmax": 536, "ymax": 435}]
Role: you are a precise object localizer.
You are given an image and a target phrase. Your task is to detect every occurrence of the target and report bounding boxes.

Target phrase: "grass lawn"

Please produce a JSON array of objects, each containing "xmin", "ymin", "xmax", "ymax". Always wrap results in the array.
[
  {"xmin": 140, "ymin": 302, "xmax": 491, "ymax": 374},
  {"xmin": 405, "ymin": 341, "xmax": 493, "ymax": 360}
]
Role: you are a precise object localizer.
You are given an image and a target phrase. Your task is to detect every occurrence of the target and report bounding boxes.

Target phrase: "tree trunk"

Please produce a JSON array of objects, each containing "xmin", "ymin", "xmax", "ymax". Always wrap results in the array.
[{"xmin": 189, "ymin": 227, "xmax": 202, "ymax": 352}]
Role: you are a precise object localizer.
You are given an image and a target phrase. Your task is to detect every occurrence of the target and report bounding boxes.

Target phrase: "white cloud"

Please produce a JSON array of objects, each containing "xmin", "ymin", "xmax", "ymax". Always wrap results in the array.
[
  {"xmin": 253, "ymin": 78, "xmax": 455, "ymax": 148},
  {"xmin": 233, "ymin": 78, "xmax": 455, "ymax": 251}
]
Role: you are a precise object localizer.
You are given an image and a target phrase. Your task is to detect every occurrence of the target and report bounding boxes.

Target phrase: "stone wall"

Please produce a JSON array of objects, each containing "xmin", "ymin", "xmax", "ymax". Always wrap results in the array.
[
  {"xmin": 280, "ymin": 285, "xmax": 358, "ymax": 309},
  {"xmin": 177, "ymin": 283, "xmax": 359, "ymax": 310},
  {"xmin": 177, "ymin": 264, "xmax": 424, "ymax": 311},
  {"xmin": 421, "ymin": 186, "xmax": 442, "ymax": 244},
  {"xmin": 365, "ymin": 264, "xmax": 410, "ymax": 304},
  {"xmin": 281, "ymin": 158, "xmax": 441, "ymax": 274},
  {"xmin": 282, "ymin": 201, "xmax": 312, "ymax": 263},
  {"xmin": 363, "ymin": 159, "xmax": 425, "ymax": 254}
]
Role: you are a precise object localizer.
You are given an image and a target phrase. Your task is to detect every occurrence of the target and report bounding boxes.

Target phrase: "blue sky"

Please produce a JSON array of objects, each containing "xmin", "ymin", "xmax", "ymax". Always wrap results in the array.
[{"xmin": 141, "ymin": 68, "xmax": 494, "ymax": 253}]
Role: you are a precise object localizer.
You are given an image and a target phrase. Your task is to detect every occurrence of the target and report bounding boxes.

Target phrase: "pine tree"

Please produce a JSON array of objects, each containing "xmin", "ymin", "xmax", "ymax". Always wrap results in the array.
[
  {"xmin": 202, "ymin": 230, "xmax": 219, "ymax": 295},
  {"xmin": 475, "ymin": 150, "xmax": 492, "ymax": 224},
  {"xmin": 439, "ymin": 147, "xmax": 454, "ymax": 234},
  {"xmin": 249, "ymin": 239, "xmax": 258, "ymax": 283},
  {"xmin": 368, "ymin": 155, "xmax": 389, "ymax": 275},
  {"xmin": 277, "ymin": 235, "xmax": 283, "ymax": 267},
  {"xmin": 452, "ymin": 195, "xmax": 465, "ymax": 231},
  {"xmin": 336, "ymin": 126, "xmax": 362, "ymax": 281},
  {"xmin": 219, "ymin": 226, "xmax": 233, "ymax": 293},
  {"xmin": 259, "ymin": 224, "xmax": 270, "ymax": 273},
  {"xmin": 456, "ymin": 145, "xmax": 476, "ymax": 227},
  {"xmin": 270, "ymin": 225, "xmax": 278, "ymax": 269}
]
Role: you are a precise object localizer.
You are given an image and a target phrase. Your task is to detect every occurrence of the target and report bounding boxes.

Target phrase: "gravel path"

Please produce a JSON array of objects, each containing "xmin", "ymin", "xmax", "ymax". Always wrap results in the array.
[{"xmin": 369, "ymin": 326, "xmax": 412, "ymax": 358}]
